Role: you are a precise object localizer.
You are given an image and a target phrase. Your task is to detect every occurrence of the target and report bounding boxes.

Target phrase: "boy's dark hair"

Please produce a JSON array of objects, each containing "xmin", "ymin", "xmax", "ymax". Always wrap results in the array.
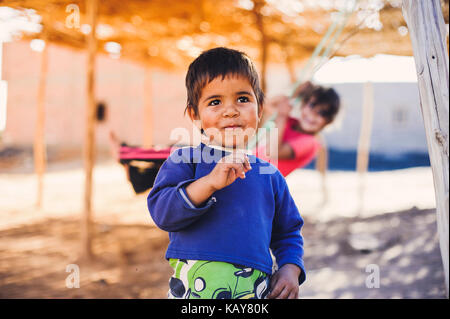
[
  {"xmin": 184, "ymin": 47, "xmax": 264, "ymax": 117},
  {"xmin": 303, "ymin": 86, "xmax": 340, "ymax": 123}
]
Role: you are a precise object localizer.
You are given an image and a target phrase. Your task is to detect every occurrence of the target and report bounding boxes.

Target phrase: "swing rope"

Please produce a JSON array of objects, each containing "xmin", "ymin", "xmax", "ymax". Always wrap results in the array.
[{"xmin": 247, "ymin": 0, "xmax": 358, "ymax": 150}]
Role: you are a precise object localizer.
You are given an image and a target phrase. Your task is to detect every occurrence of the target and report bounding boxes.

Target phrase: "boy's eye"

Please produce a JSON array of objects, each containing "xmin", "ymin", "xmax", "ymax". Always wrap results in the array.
[
  {"xmin": 237, "ymin": 96, "xmax": 249, "ymax": 103},
  {"xmin": 208, "ymin": 99, "xmax": 221, "ymax": 106}
]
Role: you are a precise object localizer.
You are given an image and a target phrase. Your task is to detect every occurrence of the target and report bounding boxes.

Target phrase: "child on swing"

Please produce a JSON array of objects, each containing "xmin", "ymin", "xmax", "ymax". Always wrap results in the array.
[
  {"xmin": 255, "ymin": 82, "xmax": 340, "ymax": 177},
  {"xmin": 147, "ymin": 47, "xmax": 305, "ymax": 299},
  {"xmin": 109, "ymin": 81, "xmax": 340, "ymax": 194}
]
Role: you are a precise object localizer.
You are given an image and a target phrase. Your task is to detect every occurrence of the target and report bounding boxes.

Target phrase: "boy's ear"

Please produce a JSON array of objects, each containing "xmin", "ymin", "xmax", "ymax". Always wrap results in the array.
[
  {"xmin": 257, "ymin": 103, "xmax": 264, "ymax": 121},
  {"xmin": 187, "ymin": 106, "xmax": 203, "ymax": 133},
  {"xmin": 187, "ymin": 106, "xmax": 199, "ymax": 122}
]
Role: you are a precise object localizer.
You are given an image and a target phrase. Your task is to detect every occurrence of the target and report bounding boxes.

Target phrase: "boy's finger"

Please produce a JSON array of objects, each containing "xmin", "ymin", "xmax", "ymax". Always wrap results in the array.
[
  {"xmin": 243, "ymin": 156, "xmax": 252, "ymax": 171},
  {"xmin": 276, "ymin": 286, "xmax": 290, "ymax": 299},
  {"xmin": 227, "ymin": 163, "xmax": 245, "ymax": 179},
  {"xmin": 239, "ymin": 163, "xmax": 249, "ymax": 176},
  {"xmin": 271, "ymin": 286, "xmax": 288, "ymax": 299},
  {"xmin": 235, "ymin": 153, "xmax": 246, "ymax": 164},
  {"xmin": 234, "ymin": 163, "xmax": 246, "ymax": 179},
  {"xmin": 287, "ymin": 289, "xmax": 298, "ymax": 299},
  {"xmin": 269, "ymin": 273, "xmax": 279, "ymax": 290},
  {"xmin": 227, "ymin": 167, "xmax": 236, "ymax": 180},
  {"xmin": 267, "ymin": 282, "xmax": 282, "ymax": 299}
]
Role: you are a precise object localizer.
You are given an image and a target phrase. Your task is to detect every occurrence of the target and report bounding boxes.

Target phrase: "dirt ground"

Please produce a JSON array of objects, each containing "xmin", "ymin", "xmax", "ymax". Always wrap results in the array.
[
  {"xmin": 0, "ymin": 147, "xmax": 446, "ymax": 298},
  {"xmin": 300, "ymin": 207, "xmax": 446, "ymax": 298}
]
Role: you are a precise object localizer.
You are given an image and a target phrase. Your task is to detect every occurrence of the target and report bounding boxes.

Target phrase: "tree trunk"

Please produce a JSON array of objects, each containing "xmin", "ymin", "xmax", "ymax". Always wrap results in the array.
[{"xmin": 402, "ymin": 0, "xmax": 449, "ymax": 296}]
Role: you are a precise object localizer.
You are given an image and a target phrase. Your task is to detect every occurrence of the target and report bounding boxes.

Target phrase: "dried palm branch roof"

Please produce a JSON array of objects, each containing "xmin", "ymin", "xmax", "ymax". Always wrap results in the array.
[{"xmin": 1, "ymin": 0, "xmax": 448, "ymax": 70}]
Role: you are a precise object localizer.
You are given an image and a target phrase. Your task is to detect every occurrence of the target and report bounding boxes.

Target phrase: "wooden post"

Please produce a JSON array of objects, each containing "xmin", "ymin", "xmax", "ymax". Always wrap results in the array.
[
  {"xmin": 356, "ymin": 81, "xmax": 375, "ymax": 216},
  {"xmin": 253, "ymin": 0, "xmax": 268, "ymax": 93},
  {"xmin": 281, "ymin": 41, "xmax": 296, "ymax": 84},
  {"xmin": 34, "ymin": 33, "xmax": 48, "ymax": 209},
  {"xmin": 0, "ymin": 42, "xmax": 6, "ymax": 134},
  {"xmin": 315, "ymin": 133, "xmax": 329, "ymax": 206},
  {"xmin": 82, "ymin": 0, "xmax": 98, "ymax": 260},
  {"xmin": 402, "ymin": 0, "xmax": 449, "ymax": 296},
  {"xmin": 143, "ymin": 68, "xmax": 153, "ymax": 148}
]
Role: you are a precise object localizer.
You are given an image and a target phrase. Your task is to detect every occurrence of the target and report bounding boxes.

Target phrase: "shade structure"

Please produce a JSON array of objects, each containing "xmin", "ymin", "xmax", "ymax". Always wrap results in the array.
[{"xmin": 3, "ymin": 0, "xmax": 448, "ymax": 70}]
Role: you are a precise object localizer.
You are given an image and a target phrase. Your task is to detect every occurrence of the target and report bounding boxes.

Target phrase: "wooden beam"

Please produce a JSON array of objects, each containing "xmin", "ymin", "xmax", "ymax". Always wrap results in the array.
[
  {"xmin": 253, "ymin": 0, "xmax": 268, "ymax": 93},
  {"xmin": 356, "ymin": 81, "xmax": 375, "ymax": 215},
  {"xmin": 143, "ymin": 68, "xmax": 153, "ymax": 148},
  {"xmin": 82, "ymin": 0, "xmax": 98, "ymax": 260},
  {"xmin": 281, "ymin": 41, "xmax": 296, "ymax": 84},
  {"xmin": 402, "ymin": 0, "xmax": 449, "ymax": 296},
  {"xmin": 34, "ymin": 32, "xmax": 48, "ymax": 209},
  {"xmin": 315, "ymin": 133, "xmax": 329, "ymax": 206}
]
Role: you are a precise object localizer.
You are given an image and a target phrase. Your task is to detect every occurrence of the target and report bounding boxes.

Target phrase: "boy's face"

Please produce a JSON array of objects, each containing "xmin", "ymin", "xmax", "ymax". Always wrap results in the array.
[
  {"xmin": 189, "ymin": 74, "xmax": 262, "ymax": 148},
  {"xmin": 299, "ymin": 97, "xmax": 328, "ymax": 134}
]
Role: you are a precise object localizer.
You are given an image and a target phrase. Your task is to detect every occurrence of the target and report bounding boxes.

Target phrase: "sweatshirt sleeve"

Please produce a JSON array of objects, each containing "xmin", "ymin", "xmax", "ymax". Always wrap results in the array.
[
  {"xmin": 147, "ymin": 148, "xmax": 217, "ymax": 232},
  {"xmin": 270, "ymin": 171, "xmax": 306, "ymax": 285}
]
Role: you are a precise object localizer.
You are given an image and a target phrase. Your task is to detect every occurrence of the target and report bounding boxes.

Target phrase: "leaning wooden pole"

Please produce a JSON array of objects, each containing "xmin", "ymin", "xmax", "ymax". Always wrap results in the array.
[
  {"xmin": 34, "ymin": 32, "xmax": 48, "ymax": 209},
  {"xmin": 403, "ymin": 0, "xmax": 449, "ymax": 296},
  {"xmin": 82, "ymin": 0, "xmax": 98, "ymax": 260}
]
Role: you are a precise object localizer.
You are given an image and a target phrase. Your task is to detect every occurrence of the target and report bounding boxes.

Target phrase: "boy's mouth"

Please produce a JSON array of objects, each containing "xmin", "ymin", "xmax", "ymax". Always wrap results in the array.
[{"xmin": 222, "ymin": 124, "xmax": 243, "ymax": 129}]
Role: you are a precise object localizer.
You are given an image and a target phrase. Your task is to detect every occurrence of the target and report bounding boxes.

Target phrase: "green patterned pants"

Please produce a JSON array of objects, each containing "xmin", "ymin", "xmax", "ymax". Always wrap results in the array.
[{"xmin": 168, "ymin": 259, "xmax": 270, "ymax": 299}]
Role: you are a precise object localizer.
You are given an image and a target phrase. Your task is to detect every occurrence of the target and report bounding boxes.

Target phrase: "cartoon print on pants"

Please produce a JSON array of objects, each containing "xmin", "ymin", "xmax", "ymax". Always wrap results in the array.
[{"xmin": 168, "ymin": 259, "xmax": 270, "ymax": 299}]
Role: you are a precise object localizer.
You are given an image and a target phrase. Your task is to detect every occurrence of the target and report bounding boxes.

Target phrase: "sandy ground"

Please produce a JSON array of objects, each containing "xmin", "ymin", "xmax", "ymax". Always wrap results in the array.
[{"xmin": 0, "ymin": 149, "xmax": 446, "ymax": 298}]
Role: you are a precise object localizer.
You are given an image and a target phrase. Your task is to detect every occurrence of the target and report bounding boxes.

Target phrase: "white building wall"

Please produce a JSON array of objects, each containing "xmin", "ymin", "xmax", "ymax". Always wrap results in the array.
[{"xmin": 322, "ymin": 82, "xmax": 428, "ymax": 155}]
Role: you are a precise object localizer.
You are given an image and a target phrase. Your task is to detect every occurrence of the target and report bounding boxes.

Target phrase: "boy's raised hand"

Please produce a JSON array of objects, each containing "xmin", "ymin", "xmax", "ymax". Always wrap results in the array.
[
  {"xmin": 267, "ymin": 264, "xmax": 301, "ymax": 299},
  {"xmin": 206, "ymin": 152, "xmax": 252, "ymax": 191}
]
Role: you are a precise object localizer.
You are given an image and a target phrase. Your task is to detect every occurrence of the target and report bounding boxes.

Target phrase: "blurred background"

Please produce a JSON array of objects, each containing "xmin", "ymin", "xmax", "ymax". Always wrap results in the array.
[{"xmin": 0, "ymin": 0, "xmax": 448, "ymax": 298}]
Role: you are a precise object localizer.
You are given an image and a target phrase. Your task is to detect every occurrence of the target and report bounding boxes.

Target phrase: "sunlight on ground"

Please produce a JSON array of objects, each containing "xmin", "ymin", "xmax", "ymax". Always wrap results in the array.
[
  {"xmin": 286, "ymin": 167, "xmax": 436, "ymax": 222},
  {"xmin": 0, "ymin": 160, "xmax": 148, "ymax": 230},
  {"xmin": 0, "ymin": 162, "xmax": 436, "ymax": 229},
  {"xmin": 0, "ymin": 162, "xmax": 444, "ymax": 298}
]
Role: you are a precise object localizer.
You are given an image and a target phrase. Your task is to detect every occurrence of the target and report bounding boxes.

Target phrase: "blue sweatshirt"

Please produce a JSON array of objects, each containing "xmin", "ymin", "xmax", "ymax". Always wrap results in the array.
[{"xmin": 147, "ymin": 142, "xmax": 306, "ymax": 285}]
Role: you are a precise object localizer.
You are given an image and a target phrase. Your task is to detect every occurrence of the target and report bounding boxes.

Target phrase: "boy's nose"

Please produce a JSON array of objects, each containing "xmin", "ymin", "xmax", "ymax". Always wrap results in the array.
[{"xmin": 222, "ymin": 103, "xmax": 239, "ymax": 117}]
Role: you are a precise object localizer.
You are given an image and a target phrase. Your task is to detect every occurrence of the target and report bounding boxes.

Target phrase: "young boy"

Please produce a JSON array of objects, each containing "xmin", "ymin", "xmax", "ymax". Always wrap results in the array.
[{"xmin": 147, "ymin": 47, "xmax": 305, "ymax": 299}]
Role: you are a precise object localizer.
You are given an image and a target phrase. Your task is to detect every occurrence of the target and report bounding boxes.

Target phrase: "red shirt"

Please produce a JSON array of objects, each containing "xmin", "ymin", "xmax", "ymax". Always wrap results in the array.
[{"xmin": 254, "ymin": 117, "xmax": 321, "ymax": 177}]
